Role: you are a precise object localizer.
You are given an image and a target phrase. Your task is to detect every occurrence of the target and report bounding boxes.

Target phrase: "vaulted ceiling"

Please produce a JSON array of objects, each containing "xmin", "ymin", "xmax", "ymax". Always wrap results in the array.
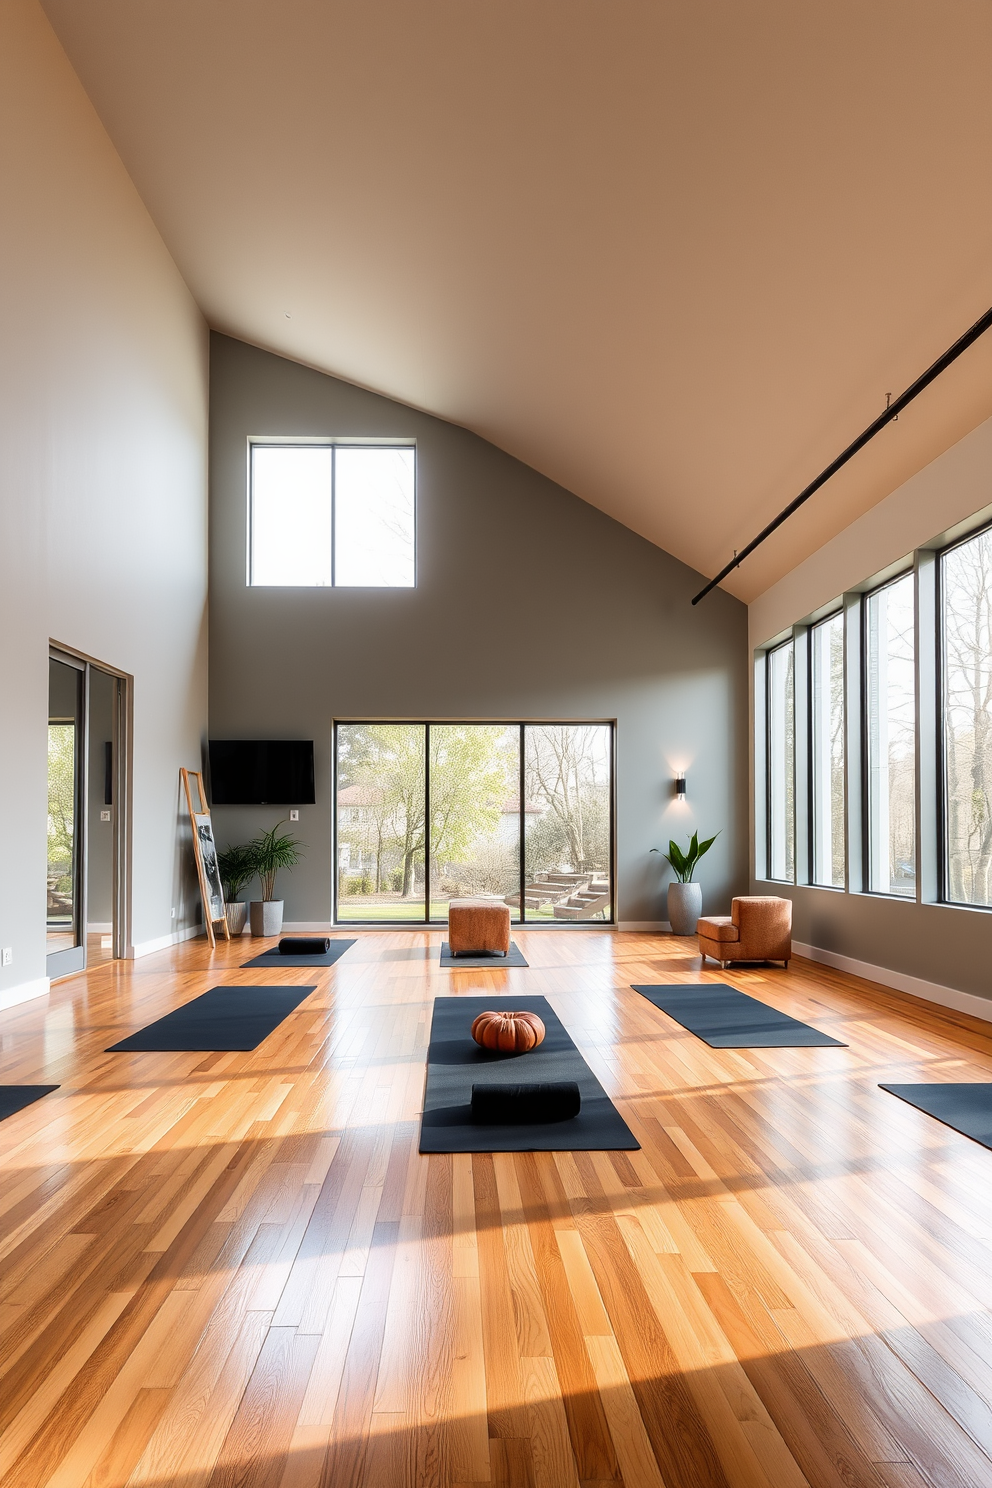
[{"xmin": 42, "ymin": 0, "xmax": 992, "ymax": 600}]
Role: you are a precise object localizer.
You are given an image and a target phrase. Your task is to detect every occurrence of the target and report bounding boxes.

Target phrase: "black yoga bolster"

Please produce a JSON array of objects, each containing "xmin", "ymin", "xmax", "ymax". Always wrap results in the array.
[
  {"xmin": 278, "ymin": 936, "xmax": 331, "ymax": 955},
  {"xmin": 471, "ymin": 1081, "xmax": 582, "ymax": 1125}
]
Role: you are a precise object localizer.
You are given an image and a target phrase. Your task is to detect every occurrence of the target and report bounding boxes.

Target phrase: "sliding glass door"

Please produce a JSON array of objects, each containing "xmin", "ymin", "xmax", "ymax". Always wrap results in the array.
[
  {"xmin": 430, "ymin": 725, "xmax": 521, "ymax": 920},
  {"xmin": 523, "ymin": 725, "xmax": 612, "ymax": 919},
  {"xmin": 335, "ymin": 721, "xmax": 613, "ymax": 924},
  {"xmin": 335, "ymin": 724, "xmax": 426, "ymax": 920}
]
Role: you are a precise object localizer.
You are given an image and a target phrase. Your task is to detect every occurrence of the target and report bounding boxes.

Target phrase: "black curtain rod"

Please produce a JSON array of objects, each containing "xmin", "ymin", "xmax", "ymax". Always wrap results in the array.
[{"xmin": 691, "ymin": 303, "xmax": 992, "ymax": 605}]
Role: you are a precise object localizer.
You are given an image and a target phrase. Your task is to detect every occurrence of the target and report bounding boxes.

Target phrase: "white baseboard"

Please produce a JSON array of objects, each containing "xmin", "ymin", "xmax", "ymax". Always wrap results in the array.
[
  {"xmin": 793, "ymin": 940, "xmax": 992, "ymax": 1024},
  {"xmin": 86, "ymin": 922, "xmax": 113, "ymax": 934},
  {"xmin": 618, "ymin": 921, "xmax": 671, "ymax": 932},
  {"xmin": 127, "ymin": 924, "xmax": 202, "ymax": 960},
  {"xmin": 286, "ymin": 920, "xmax": 626, "ymax": 933},
  {"xmin": 0, "ymin": 976, "xmax": 50, "ymax": 1013}
]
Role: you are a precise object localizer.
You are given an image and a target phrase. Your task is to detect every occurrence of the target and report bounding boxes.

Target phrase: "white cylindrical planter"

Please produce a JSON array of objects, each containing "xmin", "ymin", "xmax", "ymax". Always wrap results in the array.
[
  {"xmin": 225, "ymin": 901, "xmax": 248, "ymax": 937},
  {"xmin": 667, "ymin": 881, "xmax": 702, "ymax": 936},
  {"xmin": 250, "ymin": 900, "xmax": 284, "ymax": 937}
]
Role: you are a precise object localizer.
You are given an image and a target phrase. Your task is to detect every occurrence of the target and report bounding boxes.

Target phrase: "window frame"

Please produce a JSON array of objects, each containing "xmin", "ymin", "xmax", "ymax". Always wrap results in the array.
[
  {"xmin": 754, "ymin": 504, "xmax": 992, "ymax": 917},
  {"xmin": 765, "ymin": 638, "xmax": 796, "ymax": 884},
  {"xmin": 332, "ymin": 718, "xmax": 617, "ymax": 927},
  {"xmin": 247, "ymin": 438, "xmax": 417, "ymax": 590},
  {"xmin": 937, "ymin": 517, "xmax": 992, "ymax": 911},
  {"xmin": 861, "ymin": 569, "xmax": 918, "ymax": 900},
  {"xmin": 808, "ymin": 609, "xmax": 846, "ymax": 890}
]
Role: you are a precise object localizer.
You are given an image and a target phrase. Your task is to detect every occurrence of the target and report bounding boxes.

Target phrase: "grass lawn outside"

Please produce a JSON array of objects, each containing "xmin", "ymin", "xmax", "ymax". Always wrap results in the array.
[
  {"xmin": 336, "ymin": 901, "xmax": 522, "ymax": 922},
  {"xmin": 334, "ymin": 900, "xmax": 608, "ymax": 924}
]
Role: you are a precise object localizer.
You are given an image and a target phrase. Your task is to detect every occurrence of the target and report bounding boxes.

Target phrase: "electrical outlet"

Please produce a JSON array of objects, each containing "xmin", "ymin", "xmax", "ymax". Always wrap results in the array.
[
  {"xmin": 170, "ymin": 907, "xmax": 176, "ymax": 919},
  {"xmin": 100, "ymin": 809, "xmax": 111, "ymax": 821},
  {"xmin": 1, "ymin": 948, "xmax": 12, "ymax": 967},
  {"xmin": 289, "ymin": 809, "xmax": 299, "ymax": 821}
]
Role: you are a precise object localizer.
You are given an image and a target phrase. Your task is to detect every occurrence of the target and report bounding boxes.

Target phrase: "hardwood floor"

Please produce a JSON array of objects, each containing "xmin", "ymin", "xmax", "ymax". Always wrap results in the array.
[{"xmin": 3, "ymin": 930, "xmax": 992, "ymax": 1487}]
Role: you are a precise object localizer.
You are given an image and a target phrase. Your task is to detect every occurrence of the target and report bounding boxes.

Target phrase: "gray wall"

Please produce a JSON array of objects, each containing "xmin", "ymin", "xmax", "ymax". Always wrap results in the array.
[
  {"xmin": 753, "ymin": 879, "xmax": 992, "ymax": 1004},
  {"xmin": 208, "ymin": 334, "xmax": 749, "ymax": 927}
]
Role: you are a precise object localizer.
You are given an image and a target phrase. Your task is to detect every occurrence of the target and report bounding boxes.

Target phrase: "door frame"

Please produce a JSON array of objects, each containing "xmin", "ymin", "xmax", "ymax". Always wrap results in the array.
[{"xmin": 47, "ymin": 643, "xmax": 133, "ymax": 978}]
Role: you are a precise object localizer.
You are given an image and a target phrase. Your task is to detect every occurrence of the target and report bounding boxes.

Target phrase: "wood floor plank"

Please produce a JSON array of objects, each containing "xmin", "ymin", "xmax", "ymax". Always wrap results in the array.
[{"xmin": 2, "ymin": 929, "xmax": 992, "ymax": 1486}]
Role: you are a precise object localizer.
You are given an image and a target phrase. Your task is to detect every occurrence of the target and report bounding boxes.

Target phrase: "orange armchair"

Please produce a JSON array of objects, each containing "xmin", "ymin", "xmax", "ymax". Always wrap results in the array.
[{"xmin": 697, "ymin": 896, "xmax": 792, "ymax": 968}]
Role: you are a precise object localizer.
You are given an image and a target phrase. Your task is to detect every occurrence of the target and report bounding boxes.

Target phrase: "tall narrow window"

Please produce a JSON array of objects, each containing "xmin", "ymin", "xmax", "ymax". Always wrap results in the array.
[
  {"xmin": 866, "ymin": 573, "xmax": 916, "ymax": 895},
  {"xmin": 249, "ymin": 444, "xmax": 415, "ymax": 587},
  {"xmin": 767, "ymin": 641, "xmax": 795, "ymax": 881},
  {"xmin": 811, "ymin": 613, "xmax": 845, "ymax": 887},
  {"xmin": 942, "ymin": 527, "xmax": 992, "ymax": 906}
]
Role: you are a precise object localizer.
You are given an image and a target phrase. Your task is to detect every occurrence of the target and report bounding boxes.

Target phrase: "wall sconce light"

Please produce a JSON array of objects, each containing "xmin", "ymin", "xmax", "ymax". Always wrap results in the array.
[{"xmin": 675, "ymin": 772, "xmax": 686, "ymax": 799}]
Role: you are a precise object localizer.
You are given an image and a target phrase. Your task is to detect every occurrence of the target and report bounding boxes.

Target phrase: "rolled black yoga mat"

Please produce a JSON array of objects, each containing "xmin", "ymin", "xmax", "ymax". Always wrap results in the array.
[
  {"xmin": 631, "ymin": 983, "xmax": 845, "ymax": 1047},
  {"xmin": 0, "ymin": 1086, "xmax": 58, "ymax": 1123},
  {"xmin": 420, "ymin": 995, "xmax": 638, "ymax": 1153},
  {"xmin": 242, "ymin": 938, "xmax": 356, "ymax": 968},
  {"xmin": 471, "ymin": 1081, "xmax": 581, "ymax": 1125},
  {"xmin": 280, "ymin": 936, "xmax": 330, "ymax": 955},
  {"xmin": 880, "ymin": 1084, "xmax": 992, "ymax": 1151},
  {"xmin": 107, "ymin": 984, "xmax": 317, "ymax": 1051}
]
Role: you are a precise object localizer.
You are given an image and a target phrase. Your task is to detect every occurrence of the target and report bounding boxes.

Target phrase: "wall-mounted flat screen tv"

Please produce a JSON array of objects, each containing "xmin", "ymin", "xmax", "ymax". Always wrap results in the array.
[{"xmin": 209, "ymin": 740, "xmax": 315, "ymax": 805}]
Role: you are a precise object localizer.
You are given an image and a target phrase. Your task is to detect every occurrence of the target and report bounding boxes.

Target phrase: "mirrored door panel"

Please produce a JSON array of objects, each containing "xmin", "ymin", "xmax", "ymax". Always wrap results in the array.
[{"xmin": 47, "ymin": 655, "xmax": 85, "ymax": 977}]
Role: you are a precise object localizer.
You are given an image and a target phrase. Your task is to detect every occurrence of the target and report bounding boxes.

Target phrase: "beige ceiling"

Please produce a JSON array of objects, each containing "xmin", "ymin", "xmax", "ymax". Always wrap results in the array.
[{"xmin": 42, "ymin": 0, "xmax": 992, "ymax": 601}]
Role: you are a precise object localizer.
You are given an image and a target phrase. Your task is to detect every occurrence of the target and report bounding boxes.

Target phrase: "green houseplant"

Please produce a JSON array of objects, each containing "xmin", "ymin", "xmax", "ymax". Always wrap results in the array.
[
  {"xmin": 217, "ymin": 842, "xmax": 256, "ymax": 937},
  {"xmin": 247, "ymin": 821, "xmax": 304, "ymax": 937},
  {"xmin": 651, "ymin": 830, "xmax": 719, "ymax": 935}
]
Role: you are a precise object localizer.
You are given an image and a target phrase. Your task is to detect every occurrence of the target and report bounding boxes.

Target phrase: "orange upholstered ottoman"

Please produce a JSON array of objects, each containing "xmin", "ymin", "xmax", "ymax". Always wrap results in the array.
[{"xmin": 448, "ymin": 898, "xmax": 511, "ymax": 956}]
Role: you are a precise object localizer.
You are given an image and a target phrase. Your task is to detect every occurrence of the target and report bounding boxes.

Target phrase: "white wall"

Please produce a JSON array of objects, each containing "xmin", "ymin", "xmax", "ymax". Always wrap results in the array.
[
  {"xmin": 0, "ymin": 0, "xmax": 208, "ymax": 1008},
  {"xmin": 749, "ymin": 412, "xmax": 992, "ymax": 648}
]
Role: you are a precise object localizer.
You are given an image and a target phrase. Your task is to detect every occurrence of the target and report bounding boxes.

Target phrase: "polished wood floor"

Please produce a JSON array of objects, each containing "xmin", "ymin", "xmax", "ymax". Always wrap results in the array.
[{"xmin": 3, "ymin": 931, "xmax": 992, "ymax": 1487}]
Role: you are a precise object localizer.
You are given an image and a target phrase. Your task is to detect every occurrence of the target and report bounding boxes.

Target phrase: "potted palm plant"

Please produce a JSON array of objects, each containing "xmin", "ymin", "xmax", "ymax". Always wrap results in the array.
[
  {"xmin": 651, "ymin": 831, "xmax": 719, "ymax": 936},
  {"xmin": 248, "ymin": 821, "xmax": 304, "ymax": 937},
  {"xmin": 217, "ymin": 843, "xmax": 255, "ymax": 937}
]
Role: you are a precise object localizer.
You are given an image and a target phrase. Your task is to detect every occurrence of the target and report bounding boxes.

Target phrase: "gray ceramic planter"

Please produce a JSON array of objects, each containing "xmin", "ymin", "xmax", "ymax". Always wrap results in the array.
[
  {"xmin": 668, "ymin": 881, "xmax": 702, "ymax": 936},
  {"xmin": 225, "ymin": 901, "xmax": 248, "ymax": 937},
  {"xmin": 249, "ymin": 899, "xmax": 284, "ymax": 937}
]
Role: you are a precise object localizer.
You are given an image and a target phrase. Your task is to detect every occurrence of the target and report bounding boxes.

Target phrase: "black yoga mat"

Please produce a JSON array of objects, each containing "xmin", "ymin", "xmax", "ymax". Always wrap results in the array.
[
  {"xmin": 439, "ymin": 941, "xmax": 528, "ymax": 968},
  {"xmin": 242, "ymin": 939, "xmax": 356, "ymax": 968},
  {"xmin": 631, "ymin": 983, "xmax": 846, "ymax": 1047},
  {"xmin": 0, "ymin": 1086, "xmax": 58, "ymax": 1122},
  {"xmin": 880, "ymin": 1084, "xmax": 992, "ymax": 1151},
  {"xmin": 107, "ymin": 985, "xmax": 317, "ymax": 1052},
  {"xmin": 420, "ymin": 995, "xmax": 638, "ymax": 1153}
]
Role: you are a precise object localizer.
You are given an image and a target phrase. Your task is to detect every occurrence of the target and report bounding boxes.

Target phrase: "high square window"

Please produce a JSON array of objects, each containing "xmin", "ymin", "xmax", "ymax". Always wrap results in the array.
[{"xmin": 249, "ymin": 443, "xmax": 415, "ymax": 587}]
